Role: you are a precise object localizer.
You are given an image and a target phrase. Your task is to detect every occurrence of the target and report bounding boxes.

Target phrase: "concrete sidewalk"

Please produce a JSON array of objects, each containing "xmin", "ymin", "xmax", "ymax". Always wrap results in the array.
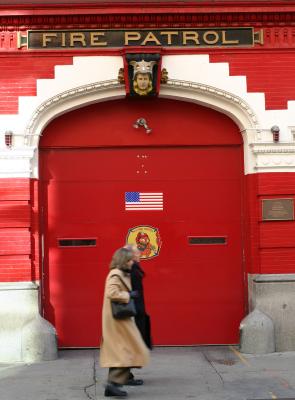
[{"xmin": 0, "ymin": 346, "xmax": 295, "ymax": 400}]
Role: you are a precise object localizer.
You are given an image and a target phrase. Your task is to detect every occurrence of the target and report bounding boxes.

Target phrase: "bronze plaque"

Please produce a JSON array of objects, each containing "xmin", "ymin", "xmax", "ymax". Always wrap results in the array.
[{"xmin": 262, "ymin": 198, "xmax": 294, "ymax": 221}]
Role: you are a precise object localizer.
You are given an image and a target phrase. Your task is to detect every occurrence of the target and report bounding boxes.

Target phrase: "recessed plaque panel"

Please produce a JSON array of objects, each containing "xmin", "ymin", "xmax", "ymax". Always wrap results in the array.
[{"xmin": 262, "ymin": 198, "xmax": 294, "ymax": 221}]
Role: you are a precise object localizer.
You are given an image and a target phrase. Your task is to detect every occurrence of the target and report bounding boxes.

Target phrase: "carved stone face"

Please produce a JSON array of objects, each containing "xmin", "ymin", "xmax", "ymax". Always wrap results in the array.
[{"xmin": 135, "ymin": 73, "xmax": 150, "ymax": 90}]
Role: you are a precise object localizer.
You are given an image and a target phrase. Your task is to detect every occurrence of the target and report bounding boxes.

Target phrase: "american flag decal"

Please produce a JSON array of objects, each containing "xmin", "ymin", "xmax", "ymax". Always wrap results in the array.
[{"xmin": 125, "ymin": 192, "xmax": 163, "ymax": 211}]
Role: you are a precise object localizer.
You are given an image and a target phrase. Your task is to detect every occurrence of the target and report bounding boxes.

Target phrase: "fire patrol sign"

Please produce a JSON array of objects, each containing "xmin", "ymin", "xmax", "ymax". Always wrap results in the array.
[{"xmin": 27, "ymin": 28, "xmax": 262, "ymax": 49}]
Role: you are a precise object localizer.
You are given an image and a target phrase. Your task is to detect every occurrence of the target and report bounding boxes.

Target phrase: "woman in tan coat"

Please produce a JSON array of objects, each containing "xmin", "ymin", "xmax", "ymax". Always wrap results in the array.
[{"xmin": 100, "ymin": 247, "xmax": 150, "ymax": 397}]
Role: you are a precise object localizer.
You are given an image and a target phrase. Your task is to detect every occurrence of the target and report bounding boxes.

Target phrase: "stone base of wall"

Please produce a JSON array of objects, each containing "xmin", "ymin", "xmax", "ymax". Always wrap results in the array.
[
  {"xmin": 0, "ymin": 282, "xmax": 57, "ymax": 363},
  {"xmin": 247, "ymin": 274, "xmax": 295, "ymax": 352}
]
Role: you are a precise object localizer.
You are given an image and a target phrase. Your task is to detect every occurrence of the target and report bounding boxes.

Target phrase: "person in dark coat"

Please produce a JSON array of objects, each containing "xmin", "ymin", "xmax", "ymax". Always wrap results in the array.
[{"xmin": 125, "ymin": 244, "xmax": 153, "ymax": 350}]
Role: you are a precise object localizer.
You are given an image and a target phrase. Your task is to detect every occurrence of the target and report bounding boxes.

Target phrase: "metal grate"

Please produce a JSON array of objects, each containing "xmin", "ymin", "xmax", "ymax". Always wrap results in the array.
[
  {"xmin": 188, "ymin": 236, "xmax": 227, "ymax": 245},
  {"xmin": 58, "ymin": 239, "xmax": 96, "ymax": 247}
]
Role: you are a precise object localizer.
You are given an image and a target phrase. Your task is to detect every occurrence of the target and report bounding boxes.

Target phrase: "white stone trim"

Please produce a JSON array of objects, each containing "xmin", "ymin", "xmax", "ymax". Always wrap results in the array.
[
  {"xmin": 164, "ymin": 79, "xmax": 259, "ymax": 128},
  {"xmin": 23, "ymin": 76, "xmax": 262, "ymax": 176},
  {"xmin": 0, "ymin": 54, "xmax": 295, "ymax": 177},
  {"xmin": 25, "ymin": 79, "xmax": 124, "ymax": 146},
  {"xmin": 0, "ymin": 148, "xmax": 35, "ymax": 178},
  {"xmin": 160, "ymin": 78, "xmax": 262, "ymax": 175},
  {"xmin": 0, "ymin": 281, "xmax": 39, "ymax": 290},
  {"xmin": 251, "ymin": 143, "xmax": 295, "ymax": 170}
]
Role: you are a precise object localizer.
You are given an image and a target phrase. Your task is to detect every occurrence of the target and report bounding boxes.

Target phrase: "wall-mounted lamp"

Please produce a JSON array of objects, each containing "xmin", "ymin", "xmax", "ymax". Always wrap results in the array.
[
  {"xmin": 271, "ymin": 125, "xmax": 280, "ymax": 143},
  {"xmin": 4, "ymin": 130, "xmax": 13, "ymax": 148},
  {"xmin": 133, "ymin": 118, "xmax": 152, "ymax": 134}
]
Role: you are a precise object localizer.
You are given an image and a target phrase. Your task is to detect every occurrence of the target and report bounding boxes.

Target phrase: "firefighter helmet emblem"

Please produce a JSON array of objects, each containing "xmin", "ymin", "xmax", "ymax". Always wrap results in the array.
[{"xmin": 126, "ymin": 225, "xmax": 162, "ymax": 260}]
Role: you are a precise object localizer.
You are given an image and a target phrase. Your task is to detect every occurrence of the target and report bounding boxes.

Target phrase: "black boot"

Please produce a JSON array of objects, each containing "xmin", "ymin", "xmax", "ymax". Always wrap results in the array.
[{"xmin": 104, "ymin": 383, "xmax": 128, "ymax": 397}]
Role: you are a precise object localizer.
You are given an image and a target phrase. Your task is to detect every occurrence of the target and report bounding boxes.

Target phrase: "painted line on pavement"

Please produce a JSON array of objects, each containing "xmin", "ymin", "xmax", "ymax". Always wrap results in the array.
[
  {"xmin": 229, "ymin": 346, "xmax": 283, "ymax": 399},
  {"xmin": 229, "ymin": 345, "xmax": 251, "ymax": 367}
]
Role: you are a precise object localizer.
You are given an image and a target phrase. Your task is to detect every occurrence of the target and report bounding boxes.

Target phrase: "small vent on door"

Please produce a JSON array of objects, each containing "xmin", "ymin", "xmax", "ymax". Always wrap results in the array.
[
  {"xmin": 188, "ymin": 236, "xmax": 227, "ymax": 245},
  {"xmin": 58, "ymin": 239, "xmax": 96, "ymax": 247}
]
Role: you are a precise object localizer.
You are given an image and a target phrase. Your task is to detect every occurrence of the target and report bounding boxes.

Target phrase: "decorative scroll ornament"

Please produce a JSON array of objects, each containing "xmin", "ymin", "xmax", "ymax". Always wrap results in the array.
[
  {"xmin": 160, "ymin": 68, "xmax": 169, "ymax": 84},
  {"xmin": 118, "ymin": 68, "xmax": 125, "ymax": 84}
]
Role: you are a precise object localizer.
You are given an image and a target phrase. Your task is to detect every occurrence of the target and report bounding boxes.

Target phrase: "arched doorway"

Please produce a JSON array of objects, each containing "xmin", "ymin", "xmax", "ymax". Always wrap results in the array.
[{"xmin": 39, "ymin": 97, "xmax": 245, "ymax": 347}]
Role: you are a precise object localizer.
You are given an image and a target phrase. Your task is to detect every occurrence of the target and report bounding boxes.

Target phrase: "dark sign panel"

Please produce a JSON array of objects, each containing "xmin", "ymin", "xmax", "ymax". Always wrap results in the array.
[
  {"xmin": 27, "ymin": 28, "xmax": 258, "ymax": 49},
  {"xmin": 188, "ymin": 237, "xmax": 227, "ymax": 245},
  {"xmin": 262, "ymin": 198, "xmax": 294, "ymax": 221}
]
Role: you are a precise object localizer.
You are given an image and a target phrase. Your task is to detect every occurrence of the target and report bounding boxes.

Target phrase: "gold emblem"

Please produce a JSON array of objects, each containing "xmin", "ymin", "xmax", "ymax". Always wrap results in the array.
[
  {"xmin": 118, "ymin": 67, "xmax": 125, "ymax": 84},
  {"xmin": 160, "ymin": 68, "xmax": 169, "ymax": 84},
  {"xmin": 126, "ymin": 225, "xmax": 162, "ymax": 260}
]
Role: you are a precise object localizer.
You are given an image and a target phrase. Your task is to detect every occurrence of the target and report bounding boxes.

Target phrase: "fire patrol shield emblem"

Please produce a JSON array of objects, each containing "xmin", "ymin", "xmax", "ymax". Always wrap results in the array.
[{"xmin": 126, "ymin": 225, "xmax": 162, "ymax": 260}]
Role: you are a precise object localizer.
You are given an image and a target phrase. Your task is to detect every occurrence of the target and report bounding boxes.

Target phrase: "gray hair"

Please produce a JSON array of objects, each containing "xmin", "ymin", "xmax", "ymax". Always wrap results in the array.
[{"xmin": 109, "ymin": 247, "xmax": 133, "ymax": 270}]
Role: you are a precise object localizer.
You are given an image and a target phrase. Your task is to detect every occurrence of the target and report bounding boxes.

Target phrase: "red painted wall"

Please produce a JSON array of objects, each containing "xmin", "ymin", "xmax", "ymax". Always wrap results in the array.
[
  {"xmin": 0, "ymin": 55, "xmax": 73, "ymax": 114},
  {"xmin": 0, "ymin": 178, "xmax": 39, "ymax": 282},
  {"xmin": 3, "ymin": 172, "xmax": 295, "ymax": 283},
  {"xmin": 39, "ymin": 98, "xmax": 245, "ymax": 346},
  {"xmin": 210, "ymin": 52, "xmax": 295, "ymax": 110},
  {"xmin": 1, "ymin": 51, "xmax": 295, "ymax": 113},
  {"xmin": 1, "ymin": 116, "xmax": 295, "ymax": 284},
  {"xmin": 1, "ymin": 48, "xmax": 295, "ymax": 114},
  {"xmin": 40, "ymin": 97, "xmax": 242, "ymax": 147},
  {"xmin": 245, "ymin": 173, "xmax": 295, "ymax": 274}
]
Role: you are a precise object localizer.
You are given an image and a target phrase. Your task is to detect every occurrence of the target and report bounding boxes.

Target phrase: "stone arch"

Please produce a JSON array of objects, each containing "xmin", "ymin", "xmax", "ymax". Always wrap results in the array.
[{"xmin": 27, "ymin": 78, "xmax": 260, "ymax": 175}]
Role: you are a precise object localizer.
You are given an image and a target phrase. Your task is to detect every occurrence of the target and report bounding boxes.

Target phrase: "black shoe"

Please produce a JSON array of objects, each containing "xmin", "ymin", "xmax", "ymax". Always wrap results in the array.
[
  {"xmin": 125, "ymin": 378, "xmax": 144, "ymax": 386},
  {"xmin": 128, "ymin": 371, "xmax": 134, "ymax": 380},
  {"xmin": 104, "ymin": 383, "xmax": 128, "ymax": 397}
]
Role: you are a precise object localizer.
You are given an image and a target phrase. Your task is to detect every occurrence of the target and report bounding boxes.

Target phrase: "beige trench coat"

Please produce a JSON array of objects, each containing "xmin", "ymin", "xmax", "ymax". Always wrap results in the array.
[{"xmin": 99, "ymin": 268, "xmax": 150, "ymax": 368}]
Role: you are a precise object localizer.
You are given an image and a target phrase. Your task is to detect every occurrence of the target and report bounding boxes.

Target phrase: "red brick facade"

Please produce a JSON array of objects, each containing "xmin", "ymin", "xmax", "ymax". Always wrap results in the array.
[{"xmin": 0, "ymin": 2, "xmax": 295, "ymax": 302}]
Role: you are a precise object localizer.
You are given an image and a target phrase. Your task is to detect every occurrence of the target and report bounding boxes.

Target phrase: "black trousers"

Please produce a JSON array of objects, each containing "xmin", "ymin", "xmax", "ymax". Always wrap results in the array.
[{"xmin": 108, "ymin": 367, "xmax": 130, "ymax": 385}]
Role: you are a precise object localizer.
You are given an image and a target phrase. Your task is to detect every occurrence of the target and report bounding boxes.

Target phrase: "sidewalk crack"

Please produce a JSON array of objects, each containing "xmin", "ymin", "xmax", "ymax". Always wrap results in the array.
[
  {"xmin": 84, "ymin": 350, "xmax": 97, "ymax": 400},
  {"xmin": 201, "ymin": 350, "xmax": 225, "ymax": 386}
]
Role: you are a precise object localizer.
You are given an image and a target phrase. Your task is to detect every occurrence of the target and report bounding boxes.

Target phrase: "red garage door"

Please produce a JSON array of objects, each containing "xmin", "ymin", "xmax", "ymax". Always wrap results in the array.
[{"xmin": 39, "ymin": 98, "xmax": 245, "ymax": 347}]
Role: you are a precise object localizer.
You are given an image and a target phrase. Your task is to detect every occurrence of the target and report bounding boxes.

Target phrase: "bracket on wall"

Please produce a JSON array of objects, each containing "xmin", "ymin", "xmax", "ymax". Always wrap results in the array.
[
  {"xmin": 133, "ymin": 118, "xmax": 152, "ymax": 134},
  {"xmin": 253, "ymin": 29, "xmax": 264, "ymax": 45}
]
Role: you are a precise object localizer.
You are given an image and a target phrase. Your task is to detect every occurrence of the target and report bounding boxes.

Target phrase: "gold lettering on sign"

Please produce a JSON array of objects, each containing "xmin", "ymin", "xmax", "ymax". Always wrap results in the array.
[
  {"xmin": 42, "ymin": 33, "xmax": 57, "ymax": 47},
  {"xmin": 221, "ymin": 30, "xmax": 239, "ymax": 45},
  {"xmin": 61, "ymin": 32, "xmax": 66, "ymax": 47},
  {"xmin": 160, "ymin": 31, "xmax": 178, "ymax": 45},
  {"xmin": 70, "ymin": 32, "xmax": 86, "ymax": 47},
  {"xmin": 182, "ymin": 31, "xmax": 199, "ymax": 45},
  {"xmin": 125, "ymin": 32, "xmax": 141, "ymax": 45},
  {"xmin": 203, "ymin": 31, "xmax": 219, "ymax": 45},
  {"xmin": 28, "ymin": 28, "xmax": 257, "ymax": 49},
  {"xmin": 141, "ymin": 32, "xmax": 161, "ymax": 46},
  {"xmin": 90, "ymin": 32, "xmax": 107, "ymax": 46}
]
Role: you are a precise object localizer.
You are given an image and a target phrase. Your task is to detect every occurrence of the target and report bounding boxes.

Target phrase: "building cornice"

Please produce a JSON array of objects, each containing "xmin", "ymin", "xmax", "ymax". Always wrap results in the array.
[
  {"xmin": 1, "ymin": 1, "xmax": 295, "ymax": 15},
  {"xmin": 251, "ymin": 143, "xmax": 295, "ymax": 154},
  {"xmin": 250, "ymin": 142, "xmax": 295, "ymax": 170},
  {"xmin": 2, "ymin": 13, "xmax": 295, "ymax": 27}
]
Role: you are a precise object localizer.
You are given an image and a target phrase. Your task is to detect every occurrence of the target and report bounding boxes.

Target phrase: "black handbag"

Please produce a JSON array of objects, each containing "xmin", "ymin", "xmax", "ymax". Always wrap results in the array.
[
  {"xmin": 111, "ymin": 298, "xmax": 137, "ymax": 319},
  {"xmin": 111, "ymin": 275, "xmax": 137, "ymax": 319}
]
